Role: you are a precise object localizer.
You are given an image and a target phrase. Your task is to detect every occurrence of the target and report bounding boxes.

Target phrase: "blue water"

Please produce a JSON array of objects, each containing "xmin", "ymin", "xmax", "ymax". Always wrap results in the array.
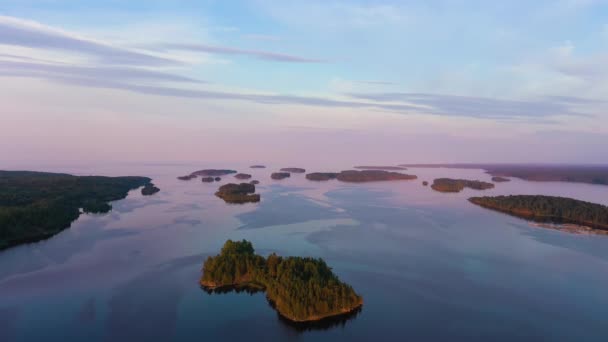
[{"xmin": 1, "ymin": 164, "xmax": 607, "ymax": 341}]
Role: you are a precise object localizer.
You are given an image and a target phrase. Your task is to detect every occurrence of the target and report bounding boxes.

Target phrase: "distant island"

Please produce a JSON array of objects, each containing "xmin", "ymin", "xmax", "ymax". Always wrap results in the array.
[
  {"xmin": 306, "ymin": 172, "xmax": 339, "ymax": 181},
  {"xmin": 422, "ymin": 181, "xmax": 429, "ymax": 186},
  {"xmin": 431, "ymin": 178, "xmax": 495, "ymax": 193},
  {"xmin": 250, "ymin": 165, "xmax": 266, "ymax": 169},
  {"xmin": 215, "ymin": 183, "xmax": 260, "ymax": 204},
  {"xmin": 0, "ymin": 171, "xmax": 152, "ymax": 250},
  {"xmin": 235, "ymin": 173, "xmax": 252, "ymax": 180},
  {"xmin": 191, "ymin": 169, "xmax": 237, "ymax": 177},
  {"xmin": 250, "ymin": 180, "xmax": 260, "ymax": 185},
  {"xmin": 305, "ymin": 170, "xmax": 417, "ymax": 182},
  {"xmin": 400, "ymin": 164, "xmax": 608, "ymax": 186},
  {"xmin": 201, "ymin": 177, "xmax": 215, "ymax": 183},
  {"xmin": 201, "ymin": 240, "xmax": 363, "ymax": 322},
  {"xmin": 141, "ymin": 183, "xmax": 160, "ymax": 196},
  {"xmin": 354, "ymin": 166, "xmax": 407, "ymax": 170},
  {"xmin": 177, "ymin": 175, "xmax": 196, "ymax": 181},
  {"xmin": 491, "ymin": 176, "xmax": 510, "ymax": 182},
  {"xmin": 469, "ymin": 195, "xmax": 608, "ymax": 233},
  {"xmin": 271, "ymin": 172, "xmax": 291, "ymax": 180},
  {"xmin": 280, "ymin": 168, "xmax": 306, "ymax": 173}
]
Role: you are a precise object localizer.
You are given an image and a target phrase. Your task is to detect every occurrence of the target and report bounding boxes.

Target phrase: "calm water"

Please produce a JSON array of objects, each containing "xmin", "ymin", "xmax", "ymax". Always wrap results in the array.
[{"xmin": 1, "ymin": 163, "xmax": 608, "ymax": 341}]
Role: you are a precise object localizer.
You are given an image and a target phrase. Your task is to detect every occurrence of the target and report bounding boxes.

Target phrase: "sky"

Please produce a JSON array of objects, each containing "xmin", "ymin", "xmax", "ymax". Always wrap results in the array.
[{"xmin": 1, "ymin": 0, "xmax": 607, "ymax": 166}]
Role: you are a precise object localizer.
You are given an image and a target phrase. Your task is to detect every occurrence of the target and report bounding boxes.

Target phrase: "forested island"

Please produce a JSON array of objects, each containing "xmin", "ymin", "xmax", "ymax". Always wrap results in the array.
[
  {"xmin": 271, "ymin": 172, "xmax": 291, "ymax": 180},
  {"xmin": 492, "ymin": 176, "xmax": 510, "ymax": 182},
  {"xmin": 400, "ymin": 164, "xmax": 608, "ymax": 186},
  {"xmin": 201, "ymin": 240, "xmax": 363, "ymax": 322},
  {"xmin": 0, "ymin": 171, "xmax": 152, "ymax": 250},
  {"xmin": 191, "ymin": 169, "xmax": 237, "ymax": 177},
  {"xmin": 215, "ymin": 183, "xmax": 260, "ymax": 204},
  {"xmin": 235, "ymin": 173, "xmax": 252, "ymax": 180},
  {"xmin": 250, "ymin": 165, "xmax": 266, "ymax": 169},
  {"xmin": 177, "ymin": 175, "xmax": 196, "ymax": 181},
  {"xmin": 469, "ymin": 195, "xmax": 608, "ymax": 232},
  {"xmin": 305, "ymin": 170, "xmax": 417, "ymax": 182},
  {"xmin": 306, "ymin": 172, "xmax": 339, "ymax": 181},
  {"xmin": 280, "ymin": 168, "xmax": 306, "ymax": 173},
  {"xmin": 141, "ymin": 183, "xmax": 160, "ymax": 196},
  {"xmin": 354, "ymin": 166, "xmax": 407, "ymax": 170},
  {"xmin": 431, "ymin": 178, "xmax": 494, "ymax": 193}
]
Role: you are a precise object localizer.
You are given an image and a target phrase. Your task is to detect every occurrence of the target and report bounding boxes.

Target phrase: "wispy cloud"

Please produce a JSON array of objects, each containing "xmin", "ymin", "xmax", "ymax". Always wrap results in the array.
[
  {"xmin": 0, "ymin": 15, "xmax": 181, "ymax": 66},
  {"xmin": 162, "ymin": 43, "xmax": 327, "ymax": 63}
]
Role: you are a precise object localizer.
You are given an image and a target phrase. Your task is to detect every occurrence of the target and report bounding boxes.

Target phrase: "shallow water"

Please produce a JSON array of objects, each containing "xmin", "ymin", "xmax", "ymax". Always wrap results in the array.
[{"xmin": 1, "ymin": 163, "xmax": 608, "ymax": 341}]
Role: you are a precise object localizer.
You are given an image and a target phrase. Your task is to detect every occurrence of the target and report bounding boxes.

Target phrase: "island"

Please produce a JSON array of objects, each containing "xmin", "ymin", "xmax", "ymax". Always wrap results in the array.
[
  {"xmin": 201, "ymin": 177, "xmax": 215, "ymax": 183},
  {"xmin": 399, "ymin": 164, "xmax": 608, "ymax": 186},
  {"xmin": 215, "ymin": 183, "xmax": 260, "ymax": 204},
  {"xmin": 234, "ymin": 173, "xmax": 252, "ymax": 180},
  {"xmin": 201, "ymin": 240, "xmax": 363, "ymax": 322},
  {"xmin": 492, "ymin": 176, "xmax": 511, "ymax": 182},
  {"xmin": 250, "ymin": 165, "xmax": 266, "ymax": 169},
  {"xmin": 271, "ymin": 172, "xmax": 291, "ymax": 180},
  {"xmin": 306, "ymin": 172, "xmax": 339, "ymax": 181},
  {"xmin": 337, "ymin": 170, "xmax": 417, "ymax": 182},
  {"xmin": 250, "ymin": 180, "xmax": 260, "ymax": 185},
  {"xmin": 354, "ymin": 166, "xmax": 407, "ymax": 170},
  {"xmin": 191, "ymin": 169, "xmax": 237, "ymax": 177},
  {"xmin": 280, "ymin": 168, "xmax": 306, "ymax": 173},
  {"xmin": 469, "ymin": 195, "xmax": 608, "ymax": 233},
  {"xmin": 141, "ymin": 183, "xmax": 160, "ymax": 196},
  {"xmin": 177, "ymin": 175, "xmax": 196, "ymax": 181},
  {"xmin": 214, "ymin": 177, "xmax": 221, "ymax": 181},
  {"xmin": 431, "ymin": 178, "xmax": 494, "ymax": 193},
  {"xmin": 0, "ymin": 171, "xmax": 152, "ymax": 250},
  {"xmin": 422, "ymin": 181, "xmax": 429, "ymax": 186}
]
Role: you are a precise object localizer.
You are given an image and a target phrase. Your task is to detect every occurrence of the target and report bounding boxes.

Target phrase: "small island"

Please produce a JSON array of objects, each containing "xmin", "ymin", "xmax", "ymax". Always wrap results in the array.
[
  {"xmin": 201, "ymin": 240, "xmax": 363, "ymax": 322},
  {"xmin": 354, "ymin": 166, "xmax": 407, "ymax": 170},
  {"xmin": 280, "ymin": 168, "xmax": 306, "ymax": 173},
  {"xmin": 250, "ymin": 165, "xmax": 266, "ymax": 169},
  {"xmin": 250, "ymin": 180, "xmax": 260, "ymax": 185},
  {"xmin": 141, "ymin": 183, "xmax": 160, "ymax": 196},
  {"xmin": 469, "ymin": 195, "xmax": 608, "ymax": 233},
  {"xmin": 215, "ymin": 183, "xmax": 260, "ymax": 204},
  {"xmin": 337, "ymin": 170, "xmax": 417, "ymax": 182},
  {"xmin": 431, "ymin": 178, "xmax": 494, "ymax": 193},
  {"xmin": 234, "ymin": 173, "xmax": 252, "ymax": 180},
  {"xmin": 422, "ymin": 181, "xmax": 429, "ymax": 186},
  {"xmin": 271, "ymin": 172, "xmax": 291, "ymax": 180},
  {"xmin": 306, "ymin": 172, "xmax": 339, "ymax": 181},
  {"xmin": 201, "ymin": 177, "xmax": 215, "ymax": 183},
  {"xmin": 191, "ymin": 169, "xmax": 237, "ymax": 177},
  {"xmin": 177, "ymin": 175, "xmax": 196, "ymax": 181},
  {"xmin": 0, "ymin": 171, "xmax": 152, "ymax": 250},
  {"xmin": 492, "ymin": 176, "xmax": 511, "ymax": 182},
  {"xmin": 214, "ymin": 177, "xmax": 221, "ymax": 181}
]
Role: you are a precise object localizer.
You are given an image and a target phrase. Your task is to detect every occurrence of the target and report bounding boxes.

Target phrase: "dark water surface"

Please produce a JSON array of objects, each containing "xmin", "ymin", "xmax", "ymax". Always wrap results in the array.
[{"xmin": 1, "ymin": 163, "xmax": 608, "ymax": 341}]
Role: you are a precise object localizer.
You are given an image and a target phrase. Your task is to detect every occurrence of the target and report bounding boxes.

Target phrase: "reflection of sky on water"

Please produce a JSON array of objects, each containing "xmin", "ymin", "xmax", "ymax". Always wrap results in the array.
[{"xmin": 1, "ymin": 164, "xmax": 608, "ymax": 341}]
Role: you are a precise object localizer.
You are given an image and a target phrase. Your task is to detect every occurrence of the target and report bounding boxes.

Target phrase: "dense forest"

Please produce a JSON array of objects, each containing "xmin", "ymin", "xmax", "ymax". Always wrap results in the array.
[
  {"xmin": 469, "ymin": 195, "xmax": 608, "ymax": 231},
  {"xmin": 431, "ymin": 178, "xmax": 495, "ymax": 193},
  {"xmin": 0, "ymin": 171, "xmax": 151, "ymax": 250},
  {"xmin": 201, "ymin": 240, "xmax": 363, "ymax": 322},
  {"xmin": 215, "ymin": 183, "xmax": 260, "ymax": 203}
]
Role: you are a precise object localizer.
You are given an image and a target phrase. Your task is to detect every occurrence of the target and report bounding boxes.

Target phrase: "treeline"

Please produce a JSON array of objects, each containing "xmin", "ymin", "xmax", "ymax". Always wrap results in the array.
[
  {"xmin": 469, "ymin": 195, "xmax": 608, "ymax": 230},
  {"xmin": 201, "ymin": 240, "xmax": 363, "ymax": 322},
  {"xmin": 0, "ymin": 171, "xmax": 151, "ymax": 250},
  {"xmin": 431, "ymin": 178, "xmax": 494, "ymax": 193}
]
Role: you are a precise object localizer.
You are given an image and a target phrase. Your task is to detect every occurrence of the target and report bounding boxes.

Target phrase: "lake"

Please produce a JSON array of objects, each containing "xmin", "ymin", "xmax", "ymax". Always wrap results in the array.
[{"xmin": 1, "ymin": 163, "xmax": 608, "ymax": 341}]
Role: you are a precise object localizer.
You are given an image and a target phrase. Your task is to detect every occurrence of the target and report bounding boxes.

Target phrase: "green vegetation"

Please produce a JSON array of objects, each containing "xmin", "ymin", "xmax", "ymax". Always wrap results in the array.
[
  {"xmin": 215, "ymin": 183, "xmax": 260, "ymax": 204},
  {"xmin": 201, "ymin": 240, "xmax": 363, "ymax": 322},
  {"xmin": 431, "ymin": 178, "xmax": 494, "ymax": 193},
  {"xmin": 0, "ymin": 171, "xmax": 151, "ymax": 250},
  {"xmin": 469, "ymin": 195, "xmax": 608, "ymax": 231},
  {"xmin": 306, "ymin": 170, "xmax": 417, "ymax": 182}
]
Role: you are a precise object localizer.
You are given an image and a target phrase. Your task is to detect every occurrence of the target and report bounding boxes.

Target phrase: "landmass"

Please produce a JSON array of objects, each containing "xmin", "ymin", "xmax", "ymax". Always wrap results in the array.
[
  {"xmin": 141, "ymin": 183, "xmax": 160, "ymax": 196},
  {"xmin": 469, "ymin": 195, "xmax": 608, "ymax": 232},
  {"xmin": 235, "ymin": 173, "xmax": 252, "ymax": 180},
  {"xmin": 492, "ymin": 176, "xmax": 510, "ymax": 182},
  {"xmin": 271, "ymin": 172, "xmax": 291, "ymax": 180},
  {"xmin": 250, "ymin": 165, "xmax": 266, "ymax": 169},
  {"xmin": 399, "ymin": 164, "xmax": 608, "ymax": 186},
  {"xmin": 177, "ymin": 175, "xmax": 196, "ymax": 181},
  {"xmin": 306, "ymin": 172, "xmax": 339, "ymax": 181},
  {"xmin": 201, "ymin": 177, "xmax": 215, "ymax": 183},
  {"xmin": 280, "ymin": 168, "xmax": 306, "ymax": 173},
  {"xmin": 191, "ymin": 169, "xmax": 237, "ymax": 177},
  {"xmin": 422, "ymin": 181, "xmax": 429, "ymax": 186},
  {"xmin": 0, "ymin": 171, "xmax": 151, "ymax": 250},
  {"xmin": 214, "ymin": 177, "xmax": 221, "ymax": 181},
  {"xmin": 250, "ymin": 180, "xmax": 260, "ymax": 185},
  {"xmin": 201, "ymin": 240, "xmax": 363, "ymax": 322},
  {"xmin": 215, "ymin": 183, "xmax": 260, "ymax": 204},
  {"xmin": 354, "ymin": 166, "xmax": 407, "ymax": 170},
  {"xmin": 431, "ymin": 178, "xmax": 495, "ymax": 193}
]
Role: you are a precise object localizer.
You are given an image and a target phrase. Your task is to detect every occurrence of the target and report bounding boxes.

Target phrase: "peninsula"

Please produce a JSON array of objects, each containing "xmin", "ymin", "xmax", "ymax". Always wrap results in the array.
[
  {"xmin": 469, "ymin": 195, "xmax": 608, "ymax": 232},
  {"xmin": 215, "ymin": 183, "xmax": 260, "ymax": 204},
  {"xmin": 201, "ymin": 240, "xmax": 363, "ymax": 322},
  {"xmin": 431, "ymin": 178, "xmax": 494, "ymax": 193},
  {"xmin": 0, "ymin": 171, "xmax": 152, "ymax": 250}
]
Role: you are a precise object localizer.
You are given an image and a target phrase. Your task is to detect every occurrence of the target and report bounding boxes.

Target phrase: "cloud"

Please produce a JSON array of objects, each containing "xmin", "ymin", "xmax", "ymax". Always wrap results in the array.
[
  {"xmin": 162, "ymin": 43, "xmax": 327, "ymax": 63},
  {"xmin": 346, "ymin": 92, "xmax": 590, "ymax": 119},
  {"xmin": 0, "ymin": 15, "xmax": 181, "ymax": 66}
]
